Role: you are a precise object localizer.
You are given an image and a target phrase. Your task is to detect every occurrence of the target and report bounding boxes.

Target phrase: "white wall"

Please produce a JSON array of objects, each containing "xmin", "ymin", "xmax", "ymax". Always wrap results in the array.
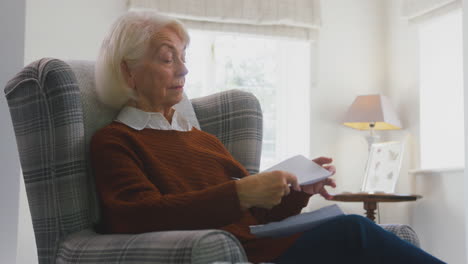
[
  {"xmin": 25, "ymin": 0, "xmax": 127, "ymax": 64},
  {"xmin": 307, "ymin": 0, "xmax": 387, "ymax": 214},
  {"xmin": 305, "ymin": 0, "xmax": 415, "ymax": 238},
  {"xmin": 381, "ymin": 0, "xmax": 420, "ymax": 226},
  {"xmin": 306, "ymin": 1, "xmax": 463, "ymax": 263},
  {"xmin": 382, "ymin": 0, "xmax": 464, "ymax": 263},
  {"xmin": 0, "ymin": 0, "xmax": 26, "ymax": 263},
  {"xmin": 412, "ymin": 169, "xmax": 465, "ymax": 264}
]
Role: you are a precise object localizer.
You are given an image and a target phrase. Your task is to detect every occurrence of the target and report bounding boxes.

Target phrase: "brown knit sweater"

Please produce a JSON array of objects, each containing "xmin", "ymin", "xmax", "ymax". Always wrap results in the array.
[{"xmin": 90, "ymin": 122, "xmax": 312, "ymax": 263}]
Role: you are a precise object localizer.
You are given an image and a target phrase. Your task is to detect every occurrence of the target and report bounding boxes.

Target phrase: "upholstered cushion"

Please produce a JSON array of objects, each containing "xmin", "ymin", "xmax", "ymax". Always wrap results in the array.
[{"xmin": 56, "ymin": 228, "xmax": 247, "ymax": 264}]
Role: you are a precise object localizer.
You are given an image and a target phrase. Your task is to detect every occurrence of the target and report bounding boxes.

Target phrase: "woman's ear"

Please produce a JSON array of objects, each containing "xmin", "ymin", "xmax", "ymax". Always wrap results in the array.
[{"xmin": 120, "ymin": 61, "xmax": 136, "ymax": 91}]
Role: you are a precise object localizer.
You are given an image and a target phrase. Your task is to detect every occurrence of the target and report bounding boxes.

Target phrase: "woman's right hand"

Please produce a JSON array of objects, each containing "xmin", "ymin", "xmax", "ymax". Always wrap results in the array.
[{"xmin": 235, "ymin": 171, "xmax": 301, "ymax": 210}]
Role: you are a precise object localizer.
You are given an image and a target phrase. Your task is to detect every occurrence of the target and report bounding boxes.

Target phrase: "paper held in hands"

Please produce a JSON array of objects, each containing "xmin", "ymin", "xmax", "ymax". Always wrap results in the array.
[
  {"xmin": 250, "ymin": 204, "xmax": 344, "ymax": 238},
  {"xmin": 262, "ymin": 155, "xmax": 333, "ymax": 186}
]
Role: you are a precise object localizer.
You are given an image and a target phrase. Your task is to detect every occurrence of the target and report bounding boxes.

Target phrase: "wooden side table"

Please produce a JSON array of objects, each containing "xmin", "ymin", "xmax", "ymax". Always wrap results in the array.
[{"xmin": 331, "ymin": 193, "xmax": 422, "ymax": 222}]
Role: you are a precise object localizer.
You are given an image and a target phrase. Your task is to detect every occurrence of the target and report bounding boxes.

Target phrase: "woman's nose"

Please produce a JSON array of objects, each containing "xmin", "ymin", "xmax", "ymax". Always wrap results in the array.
[{"xmin": 176, "ymin": 60, "xmax": 188, "ymax": 77}]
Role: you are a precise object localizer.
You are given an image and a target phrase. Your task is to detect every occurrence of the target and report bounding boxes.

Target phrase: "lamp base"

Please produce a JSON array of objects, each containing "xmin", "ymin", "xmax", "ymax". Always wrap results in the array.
[{"xmin": 365, "ymin": 134, "xmax": 380, "ymax": 151}]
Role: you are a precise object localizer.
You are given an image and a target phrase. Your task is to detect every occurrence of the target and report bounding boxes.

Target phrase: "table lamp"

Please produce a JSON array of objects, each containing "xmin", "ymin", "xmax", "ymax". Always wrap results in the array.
[{"xmin": 343, "ymin": 94, "xmax": 402, "ymax": 149}]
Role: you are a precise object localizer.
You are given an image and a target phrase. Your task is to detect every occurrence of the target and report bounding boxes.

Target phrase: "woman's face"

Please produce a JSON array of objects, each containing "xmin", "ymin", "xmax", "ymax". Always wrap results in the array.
[{"xmin": 130, "ymin": 26, "xmax": 188, "ymax": 112}]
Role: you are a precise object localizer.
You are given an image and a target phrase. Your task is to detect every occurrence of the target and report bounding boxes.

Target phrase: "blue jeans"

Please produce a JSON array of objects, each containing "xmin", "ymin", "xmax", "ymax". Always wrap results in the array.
[{"xmin": 273, "ymin": 215, "xmax": 445, "ymax": 264}]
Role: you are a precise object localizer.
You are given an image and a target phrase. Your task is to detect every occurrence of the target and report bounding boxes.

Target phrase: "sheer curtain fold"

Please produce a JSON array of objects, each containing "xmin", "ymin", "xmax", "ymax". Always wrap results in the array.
[
  {"xmin": 402, "ymin": 0, "xmax": 461, "ymax": 22},
  {"xmin": 127, "ymin": 0, "xmax": 321, "ymax": 40}
]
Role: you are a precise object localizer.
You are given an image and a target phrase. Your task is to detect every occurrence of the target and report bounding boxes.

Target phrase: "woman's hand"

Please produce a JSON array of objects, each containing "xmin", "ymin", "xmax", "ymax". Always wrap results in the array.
[
  {"xmin": 235, "ymin": 170, "xmax": 301, "ymax": 210},
  {"xmin": 301, "ymin": 157, "xmax": 337, "ymax": 199}
]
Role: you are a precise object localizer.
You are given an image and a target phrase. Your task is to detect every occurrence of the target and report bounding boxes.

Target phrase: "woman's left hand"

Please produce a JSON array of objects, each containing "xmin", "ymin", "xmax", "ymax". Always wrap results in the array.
[{"xmin": 301, "ymin": 157, "xmax": 337, "ymax": 199}]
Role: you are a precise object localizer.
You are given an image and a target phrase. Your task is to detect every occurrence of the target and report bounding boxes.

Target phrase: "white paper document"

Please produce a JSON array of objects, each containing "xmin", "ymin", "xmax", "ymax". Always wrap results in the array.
[
  {"xmin": 263, "ymin": 155, "xmax": 333, "ymax": 186},
  {"xmin": 250, "ymin": 204, "xmax": 344, "ymax": 238}
]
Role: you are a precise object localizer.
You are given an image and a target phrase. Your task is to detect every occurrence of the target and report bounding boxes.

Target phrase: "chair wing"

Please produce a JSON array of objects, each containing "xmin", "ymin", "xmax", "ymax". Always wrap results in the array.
[
  {"xmin": 192, "ymin": 90, "xmax": 263, "ymax": 175},
  {"xmin": 5, "ymin": 58, "xmax": 92, "ymax": 263}
]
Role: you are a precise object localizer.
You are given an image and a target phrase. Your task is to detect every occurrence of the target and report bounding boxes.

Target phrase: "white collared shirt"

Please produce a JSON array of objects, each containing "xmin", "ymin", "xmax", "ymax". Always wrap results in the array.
[{"xmin": 115, "ymin": 106, "xmax": 193, "ymax": 131}]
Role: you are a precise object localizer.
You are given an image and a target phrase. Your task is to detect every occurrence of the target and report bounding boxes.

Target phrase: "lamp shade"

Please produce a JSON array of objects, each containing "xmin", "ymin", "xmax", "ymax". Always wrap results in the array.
[{"xmin": 343, "ymin": 94, "xmax": 402, "ymax": 130}]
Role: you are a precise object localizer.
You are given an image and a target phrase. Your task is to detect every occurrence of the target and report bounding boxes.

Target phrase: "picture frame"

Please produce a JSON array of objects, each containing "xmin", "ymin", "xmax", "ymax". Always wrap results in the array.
[{"xmin": 361, "ymin": 141, "xmax": 404, "ymax": 193}]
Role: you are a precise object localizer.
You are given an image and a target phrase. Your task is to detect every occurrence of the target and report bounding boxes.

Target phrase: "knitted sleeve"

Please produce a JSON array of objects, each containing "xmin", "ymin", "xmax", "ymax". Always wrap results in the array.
[
  {"xmin": 201, "ymin": 130, "xmax": 313, "ymax": 224},
  {"xmin": 90, "ymin": 130, "xmax": 243, "ymax": 234}
]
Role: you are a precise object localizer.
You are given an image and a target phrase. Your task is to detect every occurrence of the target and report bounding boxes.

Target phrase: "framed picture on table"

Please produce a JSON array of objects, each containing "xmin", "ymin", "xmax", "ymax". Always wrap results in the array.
[{"xmin": 361, "ymin": 141, "xmax": 404, "ymax": 193}]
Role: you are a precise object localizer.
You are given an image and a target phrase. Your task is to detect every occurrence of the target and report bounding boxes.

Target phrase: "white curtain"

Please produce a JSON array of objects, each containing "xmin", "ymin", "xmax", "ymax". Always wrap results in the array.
[
  {"xmin": 402, "ymin": 0, "xmax": 461, "ymax": 22},
  {"xmin": 127, "ymin": 0, "xmax": 321, "ymax": 40}
]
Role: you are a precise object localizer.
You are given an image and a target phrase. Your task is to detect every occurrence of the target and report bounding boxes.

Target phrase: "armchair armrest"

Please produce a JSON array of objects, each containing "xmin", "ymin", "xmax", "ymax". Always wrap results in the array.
[
  {"xmin": 56, "ymin": 228, "xmax": 247, "ymax": 264},
  {"xmin": 380, "ymin": 224, "xmax": 420, "ymax": 247}
]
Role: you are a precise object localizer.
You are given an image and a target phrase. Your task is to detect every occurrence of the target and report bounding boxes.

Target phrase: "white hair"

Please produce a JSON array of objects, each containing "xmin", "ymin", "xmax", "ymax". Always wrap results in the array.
[{"xmin": 95, "ymin": 11, "xmax": 190, "ymax": 109}]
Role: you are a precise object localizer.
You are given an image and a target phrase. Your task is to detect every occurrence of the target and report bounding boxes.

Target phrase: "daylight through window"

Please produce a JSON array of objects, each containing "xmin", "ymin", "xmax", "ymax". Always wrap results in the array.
[
  {"xmin": 185, "ymin": 30, "xmax": 312, "ymax": 170},
  {"xmin": 419, "ymin": 10, "xmax": 464, "ymax": 169}
]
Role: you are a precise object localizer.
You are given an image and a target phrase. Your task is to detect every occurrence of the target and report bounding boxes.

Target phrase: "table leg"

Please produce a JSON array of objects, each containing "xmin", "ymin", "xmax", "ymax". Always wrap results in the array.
[{"xmin": 363, "ymin": 201, "xmax": 377, "ymax": 222}]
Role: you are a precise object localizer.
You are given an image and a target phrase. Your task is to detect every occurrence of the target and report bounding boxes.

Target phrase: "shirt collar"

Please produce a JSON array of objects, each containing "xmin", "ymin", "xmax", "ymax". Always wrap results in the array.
[{"xmin": 115, "ymin": 106, "xmax": 193, "ymax": 131}]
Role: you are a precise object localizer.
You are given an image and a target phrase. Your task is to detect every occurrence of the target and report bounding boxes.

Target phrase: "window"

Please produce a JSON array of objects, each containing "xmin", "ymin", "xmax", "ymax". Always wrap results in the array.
[
  {"xmin": 185, "ymin": 30, "xmax": 311, "ymax": 170},
  {"xmin": 418, "ymin": 10, "xmax": 464, "ymax": 169}
]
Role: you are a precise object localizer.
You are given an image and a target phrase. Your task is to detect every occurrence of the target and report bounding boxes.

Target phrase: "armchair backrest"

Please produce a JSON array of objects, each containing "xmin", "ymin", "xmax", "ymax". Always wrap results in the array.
[
  {"xmin": 4, "ymin": 58, "xmax": 263, "ymax": 264},
  {"xmin": 5, "ymin": 59, "xmax": 92, "ymax": 264}
]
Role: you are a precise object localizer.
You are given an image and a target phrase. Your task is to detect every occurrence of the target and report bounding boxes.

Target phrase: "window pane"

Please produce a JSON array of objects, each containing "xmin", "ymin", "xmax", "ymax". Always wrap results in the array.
[
  {"xmin": 213, "ymin": 35, "xmax": 280, "ymax": 169},
  {"xmin": 186, "ymin": 30, "xmax": 310, "ymax": 170}
]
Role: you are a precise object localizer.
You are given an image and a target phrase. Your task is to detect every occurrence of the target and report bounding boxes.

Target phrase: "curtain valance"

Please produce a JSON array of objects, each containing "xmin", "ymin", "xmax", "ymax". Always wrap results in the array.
[{"xmin": 127, "ymin": 0, "xmax": 321, "ymax": 40}]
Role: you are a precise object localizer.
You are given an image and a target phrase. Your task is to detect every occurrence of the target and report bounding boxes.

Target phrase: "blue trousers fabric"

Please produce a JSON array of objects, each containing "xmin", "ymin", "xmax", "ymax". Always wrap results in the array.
[{"xmin": 273, "ymin": 215, "xmax": 445, "ymax": 264}]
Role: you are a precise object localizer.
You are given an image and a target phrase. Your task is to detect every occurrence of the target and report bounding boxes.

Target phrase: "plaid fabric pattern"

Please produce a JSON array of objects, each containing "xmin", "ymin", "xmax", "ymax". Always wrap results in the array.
[
  {"xmin": 5, "ymin": 58, "xmax": 92, "ymax": 264},
  {"xmin": 380, "ymin": 224, "xmax": 421, "ymax": 247},
  {"xmin": 4, "ymin": 58, "xmax": 249, "ymax": 263},
  {"xmin": 56, "ymin": 229, "xmax": 246, "ymax": 264},
  {"xmin": 191, "ymin": 90, "xmax": 263, "ymax": 175}
]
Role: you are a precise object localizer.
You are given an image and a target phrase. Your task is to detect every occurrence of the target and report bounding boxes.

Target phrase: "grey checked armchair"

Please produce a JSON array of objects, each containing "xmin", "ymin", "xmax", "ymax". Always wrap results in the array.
[{"xmin": 4, "ymin": 58, "xmax": 419, "ymax": 264}]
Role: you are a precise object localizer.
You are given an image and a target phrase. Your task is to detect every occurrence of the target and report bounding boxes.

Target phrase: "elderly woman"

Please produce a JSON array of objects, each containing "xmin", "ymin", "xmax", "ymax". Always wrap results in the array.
[{"xmin": 91, "ymin": 11, "xmax": 444, "ymax": 264}]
